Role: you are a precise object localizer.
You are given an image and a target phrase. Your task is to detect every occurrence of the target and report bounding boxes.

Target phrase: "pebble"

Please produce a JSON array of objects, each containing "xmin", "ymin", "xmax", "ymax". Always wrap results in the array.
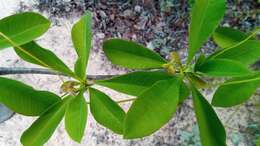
[
  {"xmin": 134, "ymin": 5, "xmax": 142, "ymax": 13},
  {"xmin": 99, "ymin": 10, "xmax": 107, "ymax": 19},
  {"xmin": 123, "ymin": 9, "xmax": 133, "ymax": 17},
  {"xmin": 96, "ymin": 33, "xmax": 105, "ymax": 39},
  {"xmin": 223, "ymin": 23, "xmax": 230, "ymax": 27}
]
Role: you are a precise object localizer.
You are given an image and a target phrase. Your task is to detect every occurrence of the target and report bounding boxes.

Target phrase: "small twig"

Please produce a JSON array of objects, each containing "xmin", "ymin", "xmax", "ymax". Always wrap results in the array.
[
  {"xmin": 0, "ymin": 67, "xmax": 59, "ymax": 75},
  {"xmin": 116, "ymin": 97, "xmax": 137, "ymax": 103},
  {"xmin": 85, "ymin": 97, "xmax": 137, "ymax": 105},
  {"xmin": 0, "ymin": 67, "xmax": 115, "ymax": 80}
]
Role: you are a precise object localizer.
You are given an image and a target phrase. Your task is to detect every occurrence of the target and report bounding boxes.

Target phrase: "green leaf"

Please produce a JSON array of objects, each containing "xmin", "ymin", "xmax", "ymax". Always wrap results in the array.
[
  {"xmin": 21, "ymin": 96, "xmax": 72, "ymax": 146},
  {"xmin": 188, "ymin": 0, "xmax": 226, "ymax": 62},
  {"xmin": 194, "ymin": 54, "xmax": 206, "ymax": 71},
  {"xmin": 15, "ymin": 41, "xmax": 75, "ymax": 77},
  {"xmin": 97, "ymin": 71, "xmax": 189, "ymax": 104},
  {"xmin": 65, "ymin": 92, "xmax": 88, "ymax": 142},
  {"xmin": 196, "ymin": 59, "xmax": 251, "ymax": 77},
  {"xmin": 0, "ymin": 12, "xmax": 50, "ymax": 50},
  {"xmin": 212, "ymin": 72, "xmax": 260, "ymax": 107},
  {"xmin": 103, "ymin": 39, "xmax": 167, "ymax": 69},
  {"xmin": 124, "ymin": 78, "xmax": 180, "ymax": 139},
  {"xmin": 191, "ymin": 86, "xmax": 226, "ymax": 146},
  {"xmin": 186, "ymin": 73, "xmax": 207, "ymax": 88},
  {"xmin": 213, "ymin": 27, "xmax": 250, "ymax": 48},
  {"xmin": 72, "ymin": 11, "xmax": 92, "ymax": 80},
  {"xmin": 209, "ymin": 27, "xmax": 260, "ymax": 65},
  {"xmin": 89, "ymin": 88, "xmax": 125, "ymax": 134},
  {"xmin": 213, "ymin": 40, "xmax": 260, "ymax": 66},
  {"xmin": 257, "ymin": 138, "xmax": 260, "ymax": 146},
  {"xmin": 0, "ymin": 77, "xmax": 61, "ymax": 116},
  {"xmin": 96, "ymin": 70, "xmax": 172, "ymax": 96},
  {"xmin": 179, "ymin": 81, "xmax": 190, "ymax": 104}
]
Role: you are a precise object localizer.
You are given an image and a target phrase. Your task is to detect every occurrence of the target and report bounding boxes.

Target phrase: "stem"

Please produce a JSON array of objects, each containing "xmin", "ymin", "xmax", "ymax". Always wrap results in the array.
[
  {"xmin": 85, "ymin": 97, "xmax": 137, "ymax": 105},
  {"xmin": 0, "ymin": 67, "xmax": 115, "ymax": 80},
  {"xmin": 116, "ymin": 97, "xmax": 137, "ymax": 103}
]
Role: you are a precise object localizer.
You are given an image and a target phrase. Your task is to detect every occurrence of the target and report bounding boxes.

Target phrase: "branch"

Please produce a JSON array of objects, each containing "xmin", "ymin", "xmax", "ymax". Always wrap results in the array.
[{"xmin": 0, "ymin": 67, "xmax": 115, "ymax": 80}]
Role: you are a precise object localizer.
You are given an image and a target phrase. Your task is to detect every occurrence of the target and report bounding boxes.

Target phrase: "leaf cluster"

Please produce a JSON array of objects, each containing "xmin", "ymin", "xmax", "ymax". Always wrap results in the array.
[{"xmin": 0, "ymin": 0, "xmax": 259, "ymax": 145}]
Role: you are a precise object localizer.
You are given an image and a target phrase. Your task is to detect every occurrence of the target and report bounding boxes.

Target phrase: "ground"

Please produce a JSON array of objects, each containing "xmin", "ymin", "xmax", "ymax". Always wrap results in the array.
[{"xmin": 0, "ymin": 0, "xmax": 259, "ymax": 146}]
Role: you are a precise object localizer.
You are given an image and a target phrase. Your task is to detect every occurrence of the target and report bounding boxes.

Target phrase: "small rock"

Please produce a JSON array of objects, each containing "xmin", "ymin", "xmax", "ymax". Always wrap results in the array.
[
  {"xmin": 99, "ymin": 10, "xmax": 107, "ymax": 19},
  {"xmin": 123, "ymin": 9, "xmax": 133, "ymax": 17},
  {"xmin": 135, "ymin": 17, "xmax": 148, "ymax": 30},
  {"xmin": 110, "ymin": 14, "xmax": 115, "ymax": 20},
  {"xmin": 134, "ymin": 5, "xmax": 142, "ymax": 13},
  {"xmin": 223, "ymin": 23, "xmax": 230, "ymax": 27},
  {"xmin": 65, "ymin": 6, "xmax": 70, "ymax": 12},
  {"xmin": 96, "ymin": 33, "xmax": 105, "ymax": 39}
]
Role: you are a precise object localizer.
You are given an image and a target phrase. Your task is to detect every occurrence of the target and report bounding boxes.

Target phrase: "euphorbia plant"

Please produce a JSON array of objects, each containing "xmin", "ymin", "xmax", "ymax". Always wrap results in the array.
[{"xmin": 0, "ymin": 0, "xmax": 259, "ymax": 146}]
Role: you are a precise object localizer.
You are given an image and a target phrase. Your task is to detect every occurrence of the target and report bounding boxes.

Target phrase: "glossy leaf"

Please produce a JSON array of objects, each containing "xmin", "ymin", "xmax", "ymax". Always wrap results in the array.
[
  {"xmin": 72, "ymin": 11, "xmax": 92, "ymax": 80},
  {"xmin": 103, "ymin": 39, "xmax": 167, "ymax": 69},
  {"xmin": 89, "ymin": 88, "xmax": 126, "ymax": 134},
  {"xmin": 188, "ymin": 0, "xmax": 226, "ymax": 62},
  {"xmin": 96, "ymin": 70, "xmax": 172, "ymax": 96},
  {"xmin": 15, "ymin": 41, "xmax": 75, "ymax": 77},
  {"xmin": 0, "ymin": 12, "xmax": 50, "ymax": 50},
  {"xmin": 213, "ymin": 40, "xmax": 260, "ymax": 65},
  {"xmin": 65, "ymin": 92, "xmax": 88, "ymax": 142},
  {"xmin": 194, "ymin": 54, "xmax": 206, "ymax": 71},
  {"xmin": 179, "ymin": 81, "xmax": 190, "ymax": 104},
  {"xmin": 0, "ymin": 77, "xmax": 61, "ymax": 116},
  {"xmin": 212, "ymin": 72, "xmax": 260, "ymax": 107},
  {"xmin": 124, "ymin": 78, "xmax": 180, "ymax": 139},
  {"xmin": 21, "ymin": 96, "xmax": 72, "ymax": 146},
  {"xmin": 191, "ymin": 86, "xmax": 226, "ymax": 146},
  {"xmin": 213, "ymin": 27, "xmax": 249, "ymax": 48},
  {"xmin": 196, "ymin": 59, "xmax": 251, "ymax": 77},
  {"xmin": 186, "ymin": 73, "xmax": 207, "ymax": 88}
]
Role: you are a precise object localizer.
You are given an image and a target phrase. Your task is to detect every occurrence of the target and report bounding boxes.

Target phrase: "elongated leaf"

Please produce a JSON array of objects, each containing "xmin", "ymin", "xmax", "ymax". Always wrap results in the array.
[
  {"xmin": 179, "ymin": 81, "xmax": 190, "ymax": 104},
  {"xmin": 72, "ymin": 11, "xmax": 92, "ymax": 80},
  {"xmin": 213, "ymin": 27, "xmax": 249, "ymax": 48},
  {"xmin": 213, "ymin": 40, "xmax": 260, "ymax": 65},
  {"xmin": 124, "ymin": 78, "xmax": 180, "ymax": 139},
  {"xmin": 0, "ymin": 77, "xmax": 60, "ymax": 116},
  {"xmin": 186, "ymin": 73, "xmax": 207, "ymax": 88},
  {"xmin": 97, "ymin": 71, "xmax": 189, "ymax": 103},
  {"xmin": 188, "ymin": 0, "xmax": 226, "ymax": 62},
  {"xmin": 15, "ymin": 41, "xmax": 75, "ymax": 77},
  {"xmin": 103, "ymin": 39, "xmax": 167, "ymax": 69},
  {"xmin": 89, "ymin": 88, "xmax": 125, "ymax": 134},
  {"xmin": 21, "ymin": 96, "xmax": 72, "ymax": 146},
  {"xmin": 191, "ymin": 86, "xmax": 226, "ymax": 146},
  {"xmin": 96, "ymin": 70, "xmax": 172, "ymax": 96},
  {"xmin": 196, "ymin": 59, "xmax": 251, "ymax": 77},
  {"xmin": 212, "ymin": 72, "xmax": 260, "ymax": 107},
  {"xmin": 0, "ymin": 12, "xmax": 50, "ymax": 50},
  {"xmin": 194, "ymin": 54, "xmax": 206, "ymax": 71},
  {"xmin": 65, "ymin": 92, "xmax": 87, "ymax": 142}
]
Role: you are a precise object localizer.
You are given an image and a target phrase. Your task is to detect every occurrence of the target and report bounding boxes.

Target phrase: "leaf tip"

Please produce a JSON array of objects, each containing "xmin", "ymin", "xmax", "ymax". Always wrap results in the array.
[{"xmin": 71, "ymin": 136, "xmax": 83, "ymax": 143}]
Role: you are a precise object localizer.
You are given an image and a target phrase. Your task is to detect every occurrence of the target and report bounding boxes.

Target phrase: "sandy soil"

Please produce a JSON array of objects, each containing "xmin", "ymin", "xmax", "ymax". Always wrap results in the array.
[{"xmin": 0, "ymin": 0, "xmax": 259, "ymax": 146}]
